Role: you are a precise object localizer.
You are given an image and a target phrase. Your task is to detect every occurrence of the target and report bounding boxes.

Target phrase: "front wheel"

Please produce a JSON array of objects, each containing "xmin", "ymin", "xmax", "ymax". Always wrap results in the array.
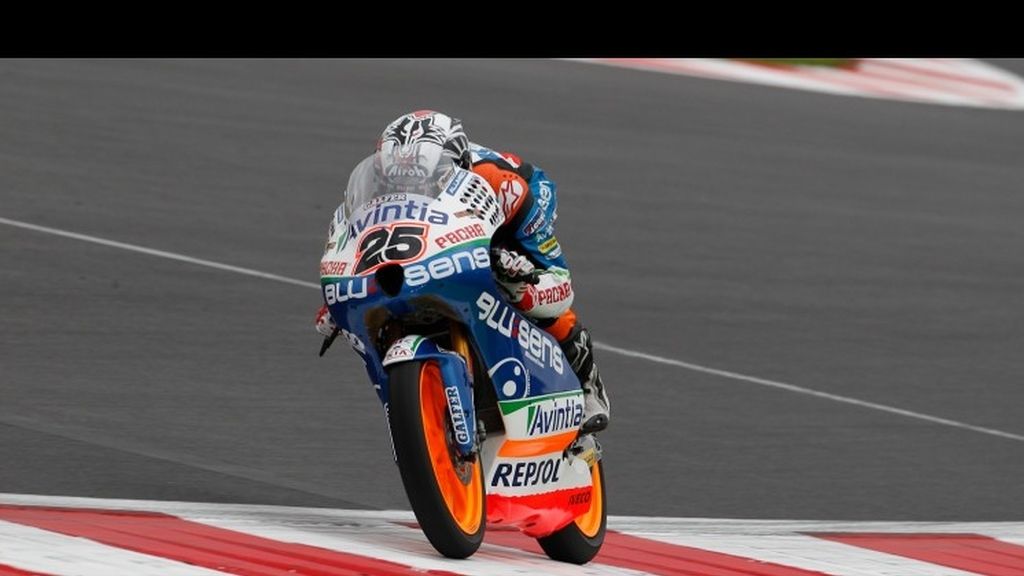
[
  {"xmin": 537, "ymin": 459, "xmax": 607, "ymax": 564},
  {"xmin": 388, "ymin": 360, "xmax": 485, "ymax": 558}
]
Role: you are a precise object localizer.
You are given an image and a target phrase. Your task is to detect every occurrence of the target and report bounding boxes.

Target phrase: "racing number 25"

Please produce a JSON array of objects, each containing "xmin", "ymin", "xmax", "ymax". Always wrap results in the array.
[{"xmin": 354, "ymin": 224, "xmax": 428, "ymax": 274}]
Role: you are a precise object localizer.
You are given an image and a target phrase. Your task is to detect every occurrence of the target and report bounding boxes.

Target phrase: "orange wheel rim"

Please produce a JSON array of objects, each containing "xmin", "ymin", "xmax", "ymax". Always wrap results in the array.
[
  {"xmin": 419, "ymin": 361, "xmax": 483, "ymax": 534},
  {"xmin": 574, "ymin": 462, "xmax": 603, "ymax": 537}
]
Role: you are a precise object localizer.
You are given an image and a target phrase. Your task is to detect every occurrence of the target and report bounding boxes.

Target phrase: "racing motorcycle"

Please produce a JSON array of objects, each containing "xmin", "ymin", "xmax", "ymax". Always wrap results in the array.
[{"xmin": 318, "ymin": 150, "xmax": 605, "ymax": 563}]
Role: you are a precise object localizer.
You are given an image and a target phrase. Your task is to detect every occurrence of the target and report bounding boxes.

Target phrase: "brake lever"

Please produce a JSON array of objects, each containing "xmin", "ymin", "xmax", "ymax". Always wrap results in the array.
[{"xmin": 318, "ymin": 327, "xmax": 340, "ymax": 357}]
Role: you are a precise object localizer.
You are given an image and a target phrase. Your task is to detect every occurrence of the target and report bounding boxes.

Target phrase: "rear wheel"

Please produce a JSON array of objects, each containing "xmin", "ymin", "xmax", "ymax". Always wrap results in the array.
[
  {"xmin": 537, "ymin": 459, "xmax": 606, "ymax": 564},
  {"xmin": 388, "ymin": 360, "xmax": 485, "ymax": 558}
]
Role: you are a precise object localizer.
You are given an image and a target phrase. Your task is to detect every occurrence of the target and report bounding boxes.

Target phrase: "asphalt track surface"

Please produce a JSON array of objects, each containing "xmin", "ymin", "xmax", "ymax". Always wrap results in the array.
[{"xmin": 2, "ymin": 59, "xmax": 1023, "ymax": 521}]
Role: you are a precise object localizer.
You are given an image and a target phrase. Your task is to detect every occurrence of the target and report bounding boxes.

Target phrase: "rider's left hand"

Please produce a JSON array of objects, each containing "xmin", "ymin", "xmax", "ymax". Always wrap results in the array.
[
  {"xmin": 493, "ymin": 249, "xmax": 536, "ymax": 304},
  {"xmin": 494, "ymin": 249, "xmax": 536, "ymax": 281}
]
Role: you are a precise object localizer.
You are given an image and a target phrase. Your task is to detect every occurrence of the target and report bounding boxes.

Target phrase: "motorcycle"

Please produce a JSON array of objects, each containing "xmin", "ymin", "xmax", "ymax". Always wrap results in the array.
[{"xmin": 318, "ymin": 150, "xmax": 606, "ymax": 563}]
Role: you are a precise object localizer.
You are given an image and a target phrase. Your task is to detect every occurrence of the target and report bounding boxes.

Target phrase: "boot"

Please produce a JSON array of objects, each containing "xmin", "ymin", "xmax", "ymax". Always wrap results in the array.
[{"xmin": 560, "ymin": 324, "xmax": 610, "ymax": 434}]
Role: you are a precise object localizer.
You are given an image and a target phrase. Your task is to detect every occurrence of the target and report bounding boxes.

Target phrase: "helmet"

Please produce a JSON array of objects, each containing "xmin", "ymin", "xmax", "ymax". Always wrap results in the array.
[{"xmin": 377, "ymin": 110, "xmax": 471, "ymax": 169}]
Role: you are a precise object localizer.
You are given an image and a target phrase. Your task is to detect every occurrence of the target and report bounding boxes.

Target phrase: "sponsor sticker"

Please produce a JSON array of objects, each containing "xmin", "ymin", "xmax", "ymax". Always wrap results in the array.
[
  {"xmin": 435, "ymin": 223, "xmax": 486, "ymax": 249},
  {"xmin": 488, "ymin": 357, "xmax": 531, "ymax": 400},
  {"xmin": 568, "ymin": 491, "xmax": 591, "ymax": 506},
  {"xmin": 320, "ymin": 260, "xmax": 348, "ymax": 277},
  {"xmin": 445, "ymin": 386, "xmax": 471, "ymax": 445},
  {"xmin": 384, "ymin": 162, "xmax": 429, "ymax": 181},
  {"xmin": 498, "ymin": 389, "xmax": 585, "ymax": 437},
  {"xmin": 476, "ymin": 292, "xmax": 564, "ymax": 374},
  {"xmin": 522, "ymin": 209, "xmax": 547, "ymax": 236},
  {"xmin": 536, "ymin": 282, "xmax": 571, "ymax": 306},
  {"xmin": 443, "ymin": 169, "xmax": 469, "ymax": 196},
  {"xmin": 537, "ymin": 182, "xmax": 553, "ymax": 210},
  {"xmin": 323, "ymin": 277, "xmax": 368, "ymax": 305},
  {"xmin": 383, "ymin": 335, "xmax": 424, "ymax": 365},
  {"xmin": 538, "ymin": 237, "xmax": 560, "ymax": 254},
  {"xmin": 490, "ymin": 456, "xmax": 563, "ymax": 488},
  {"xmin": 360, "ymin": 193, "xmax": 408, "ymax": 210},
  {"xmin": 404, "ymin": 246, "xmax": 490, "ymax": 287},
  {"xmin": 348, "ymin": 200, "xmax": 448, "ymax": 238},
  {"xmin": 525, "ymin": 395, "xmax": 585, "ymax": 436}
]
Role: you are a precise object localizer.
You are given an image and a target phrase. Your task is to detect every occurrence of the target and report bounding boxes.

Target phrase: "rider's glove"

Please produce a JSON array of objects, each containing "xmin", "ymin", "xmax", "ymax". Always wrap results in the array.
[
  {"xmin": 495, "ymin": 249, "xmax": 536, "ymax": 282},
  {"xmin": 314, "ymin": 304, "xmax": 337, "ymax": 337},
  {"xmin": 493, "ymin": 249, "xmax": 574, "ymax": 319},
  {"xmin": 494, "ymin": 249, "xmax": 536, "ymax": 302}
]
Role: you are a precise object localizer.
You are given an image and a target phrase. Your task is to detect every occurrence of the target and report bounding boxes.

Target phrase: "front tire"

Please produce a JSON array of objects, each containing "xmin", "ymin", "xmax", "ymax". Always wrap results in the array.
[
  {"xmin": 537, "ymin": 459, "xmax": 607, "ymax": 564},
  {"xmin": 388, "ymin": 360, "xmax": 485, "ymax": 558}
]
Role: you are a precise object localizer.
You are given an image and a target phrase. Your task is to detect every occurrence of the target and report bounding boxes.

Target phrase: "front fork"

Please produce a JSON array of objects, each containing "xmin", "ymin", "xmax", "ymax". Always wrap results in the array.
[
  {"xmin": 382, "ymin": 322, "xmax": 479, "ymax": 460},
  {"xmin": 448, "ymin": 323, "xmax": 488, "ymax": 450}
]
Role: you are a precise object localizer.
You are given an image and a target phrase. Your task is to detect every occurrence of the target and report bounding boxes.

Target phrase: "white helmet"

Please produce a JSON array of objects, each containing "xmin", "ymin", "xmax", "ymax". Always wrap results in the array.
[{"xmin": 377, "ymin": 110, "xmax": 471, "ymax": 170}]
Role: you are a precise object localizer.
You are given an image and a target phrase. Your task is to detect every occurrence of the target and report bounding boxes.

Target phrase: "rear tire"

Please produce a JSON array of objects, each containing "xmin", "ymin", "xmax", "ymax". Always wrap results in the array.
[
  {"xmin": 388, "ymin": 360, "xmax": 485, "ymax": 559},
  {"xmin": 537, "ymin": 459, "xmax": 607, "ymax": 564}
]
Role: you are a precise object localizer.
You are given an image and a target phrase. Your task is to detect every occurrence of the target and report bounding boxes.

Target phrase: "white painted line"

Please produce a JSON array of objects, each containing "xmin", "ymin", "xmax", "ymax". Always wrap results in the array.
[
  {"xmin": 636, "ymin": 532, "xmax": 981, "ymax": 576},
  {"xmin": 0, "ymin": 411, "xmax": 353, "ymax": 503},
  {"xmin": 4, "ymin": 215, "xmax": 1023, "ymax": 445},
  {"xmin": 0, "ymin": 519, "xmax": 227, "ymax": 576},
  {"xmin": 594, "ymin": 341, "xmax": 1024, "ymax": 443},
  {"xmin": 0, "ymin": 216, "xmax": 318, "ymax": 290}
]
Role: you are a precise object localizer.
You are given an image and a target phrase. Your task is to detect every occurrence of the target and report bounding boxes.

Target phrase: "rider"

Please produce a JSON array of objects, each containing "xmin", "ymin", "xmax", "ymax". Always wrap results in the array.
[{"xmin": 316, "ymin": 110, "xmax": 610, "ymax": 434}]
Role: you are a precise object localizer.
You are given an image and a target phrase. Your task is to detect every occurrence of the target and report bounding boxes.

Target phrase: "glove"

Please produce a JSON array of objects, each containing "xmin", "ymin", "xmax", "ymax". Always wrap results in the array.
[
  {"xmin": 314, "ymin": 304, "xmax": 337, "ymax": 337},
  {"xmin": 494, "ymin": 249, "xmax": 536, "ymax": 282},
  {"xmin": 493, "ymin": 249, "xmax": 536, "ymax": 303},
  {"xmin": 495, "ymin": 251, "xmax": 575, "ymax": 319}
]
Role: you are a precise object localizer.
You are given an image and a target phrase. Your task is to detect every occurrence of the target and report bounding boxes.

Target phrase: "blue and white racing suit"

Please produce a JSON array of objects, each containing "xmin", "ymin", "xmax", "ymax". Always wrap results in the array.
[{"xmin": 468, "ymin": 143, "xmax": 576, "ymax": 336}]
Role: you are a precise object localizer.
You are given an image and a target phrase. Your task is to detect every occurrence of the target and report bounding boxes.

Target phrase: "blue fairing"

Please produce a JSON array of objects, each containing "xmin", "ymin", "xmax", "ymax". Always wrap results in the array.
[{"xmin": 322, "ymin": 239, "xmax": 580, "ymax": 414}]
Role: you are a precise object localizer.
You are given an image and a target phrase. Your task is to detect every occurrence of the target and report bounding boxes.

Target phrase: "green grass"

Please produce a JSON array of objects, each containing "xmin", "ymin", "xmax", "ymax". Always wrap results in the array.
[{"xmin": 736, "ymin": 58, "xmax": 857, "ymax": 68}]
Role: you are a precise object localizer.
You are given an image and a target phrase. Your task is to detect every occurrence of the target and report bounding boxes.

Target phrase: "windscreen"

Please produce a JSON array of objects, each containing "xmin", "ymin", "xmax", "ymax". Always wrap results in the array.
[{"xmin": 342, "ymin": 152, "xmax": 456, "ymax": 220}]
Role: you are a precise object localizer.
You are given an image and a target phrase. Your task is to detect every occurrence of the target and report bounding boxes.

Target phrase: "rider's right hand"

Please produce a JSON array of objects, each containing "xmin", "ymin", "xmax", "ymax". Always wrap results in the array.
[{"xmin": 315, "ymin": 304, "xmax": 337, "ymax": 337}]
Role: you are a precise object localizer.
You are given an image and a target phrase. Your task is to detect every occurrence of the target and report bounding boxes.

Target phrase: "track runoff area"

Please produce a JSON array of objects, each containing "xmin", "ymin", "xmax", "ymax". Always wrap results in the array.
[{"xmin": 2, "ymin": 492, "xmax": 1024, "ymax": 575}]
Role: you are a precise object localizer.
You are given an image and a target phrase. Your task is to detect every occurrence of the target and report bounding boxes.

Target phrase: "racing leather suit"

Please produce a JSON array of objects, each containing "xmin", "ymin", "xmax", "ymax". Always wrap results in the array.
[{"xmin": 468, "ymin": 143, "xmax": 610, "ymax": 433}]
